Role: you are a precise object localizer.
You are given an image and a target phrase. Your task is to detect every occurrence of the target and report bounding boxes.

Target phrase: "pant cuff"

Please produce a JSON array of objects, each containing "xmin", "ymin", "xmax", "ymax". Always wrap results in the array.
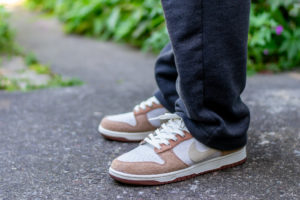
[{"xmin": 154, "ymin": 90, "xmax": 175, "ymax": 113}]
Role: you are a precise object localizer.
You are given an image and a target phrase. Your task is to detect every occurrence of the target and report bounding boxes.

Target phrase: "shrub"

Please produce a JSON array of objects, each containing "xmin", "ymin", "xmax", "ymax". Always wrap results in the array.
[
  {"xmin": 0, "ymin": 6, "xmax": 17, "ymax": 54},
  {"xmin": 26, "ymin": 0, "xmax": 168, "ymax": 52},
  {"xmin": 25, "ymin": 0, "xmax": 300, "ymax": 72},
  {"xmin": 248, "ymin": 0, "xmax": 300, "ymax": 72}
]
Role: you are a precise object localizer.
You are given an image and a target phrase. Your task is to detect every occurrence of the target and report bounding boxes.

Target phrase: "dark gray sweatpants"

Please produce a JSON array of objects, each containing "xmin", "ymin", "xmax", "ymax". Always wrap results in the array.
[{"xmin": 154, "ymin": 0, "xmax": 251, "ymax": 150}]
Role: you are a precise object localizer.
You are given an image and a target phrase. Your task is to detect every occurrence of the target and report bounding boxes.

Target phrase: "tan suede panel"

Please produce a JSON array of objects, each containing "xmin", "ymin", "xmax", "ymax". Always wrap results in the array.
[
  {"xmin": 111, "ymin": 150, "xmax": 188, "ymax": 175},
  {"xmin": 155, "ymin": 131, "xmax": 193, "ymax": 153},
  {"xmin": 134, "ymin": 103, "xmax": 164, "ymax": 115},
  {"xmin": 101, "ymin": 114, "xmax": 156, "ymax": 132}
]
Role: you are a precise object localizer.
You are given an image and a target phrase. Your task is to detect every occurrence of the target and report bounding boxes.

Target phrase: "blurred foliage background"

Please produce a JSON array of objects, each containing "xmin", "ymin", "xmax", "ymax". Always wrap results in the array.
[
  {"xmin": 3, "ymin": 0, "xmax": 300, "ymax": 73},
  {"xmin": 0, "ymin": 5, "xmax": 82, "ymax": 91},
  {"xmin": 0, "ymin": 5, "xmax": 18, "ymax": 54}
]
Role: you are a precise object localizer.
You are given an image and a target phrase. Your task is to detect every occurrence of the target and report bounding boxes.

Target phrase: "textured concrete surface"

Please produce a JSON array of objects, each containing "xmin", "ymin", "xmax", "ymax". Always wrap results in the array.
[{"xmin": 0, "ymin": 8, "xmax": 299, "ymax": 200}]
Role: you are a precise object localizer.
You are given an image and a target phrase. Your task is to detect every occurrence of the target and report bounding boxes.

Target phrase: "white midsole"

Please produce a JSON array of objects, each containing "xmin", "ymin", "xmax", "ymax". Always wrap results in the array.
[
  {"xmin": 109, "ymin": 147, "xmax": 246, "ymax": 182},
  {"xmin": 98, "ymin": 125, "xmax": 152, "ymax": 141}
]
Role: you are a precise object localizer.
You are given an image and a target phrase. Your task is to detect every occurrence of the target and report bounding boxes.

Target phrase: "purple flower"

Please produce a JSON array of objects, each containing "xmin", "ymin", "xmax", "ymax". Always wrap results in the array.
[
  {"xmin": 275, "ymin": 25, "xmax": 284, "ymax": 35},
  {"xmin": 263, "ymin": 49, "xmax": 269, "ymax": 55}
]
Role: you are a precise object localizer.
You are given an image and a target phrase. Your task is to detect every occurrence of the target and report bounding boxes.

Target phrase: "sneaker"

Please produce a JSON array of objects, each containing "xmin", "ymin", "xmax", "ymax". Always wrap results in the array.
[
  {"xmin": 99, "ymin": 96, "xmax": 168, "ymax": 142},
  {"xmin": 109, "ymin": 113, "xmax": 246, "ymax": 185}
]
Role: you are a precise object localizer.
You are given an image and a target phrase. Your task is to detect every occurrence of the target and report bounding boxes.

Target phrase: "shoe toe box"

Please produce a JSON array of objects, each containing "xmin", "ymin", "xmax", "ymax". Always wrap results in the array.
[
  {"xmin": 100, "ymin": 112, "xmax": 136, "ymax": 132},
  {"xmin": 110, "ymin": 144, "xmax": 165, "ymax": 175}
]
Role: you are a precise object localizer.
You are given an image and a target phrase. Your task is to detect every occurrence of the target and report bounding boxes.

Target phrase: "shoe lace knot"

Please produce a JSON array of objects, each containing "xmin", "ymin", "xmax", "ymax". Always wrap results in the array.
[{"xmin": 144, "ymin": 113, "xmax": 188, "ymax": 149}]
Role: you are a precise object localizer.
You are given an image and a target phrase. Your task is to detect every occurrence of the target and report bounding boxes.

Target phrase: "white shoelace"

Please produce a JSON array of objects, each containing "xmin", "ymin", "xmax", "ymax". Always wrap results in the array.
[
  {"xmin": 144, "ymin": 113, "xmax": 188, "ymax": 149},
  {"xmin": 134, "ymin": 96, "xmax": 159, "ymax": 112}
]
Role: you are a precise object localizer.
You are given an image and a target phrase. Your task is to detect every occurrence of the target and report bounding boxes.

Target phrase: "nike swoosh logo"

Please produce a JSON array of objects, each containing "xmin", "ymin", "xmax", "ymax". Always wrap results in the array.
[{"xmin": 188, "ymin": 141, "xmax": 219, "ymax": 163}]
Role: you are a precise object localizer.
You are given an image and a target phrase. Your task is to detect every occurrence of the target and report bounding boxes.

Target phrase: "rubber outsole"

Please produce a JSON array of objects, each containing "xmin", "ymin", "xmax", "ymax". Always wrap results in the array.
[
  {"xmin": 98, "ymin": 125, "xmax": 151, "ymax": 142},
  {"xmin": 109, "ymin": 158, "xmax": 247, "ymax": 186},
  {"xmin": 101, "ymin": 133, "xmax": 142, "ymax": 142}
]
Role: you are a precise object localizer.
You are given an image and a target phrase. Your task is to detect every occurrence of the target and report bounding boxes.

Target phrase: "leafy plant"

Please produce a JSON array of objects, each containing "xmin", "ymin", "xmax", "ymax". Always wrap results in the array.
[
  {"xmin": 25, "ymin": 52, "xmax": 39, "ymax": 65},
  {"xmin": 0, "ymin": 6, "xmax": 18, "ymax": 55},
  {"xmin": 248, "ymin": 0, "xmax": 300, "ymax": 72},
  {"xmin": 25, "ymin": 0, "xmax": 167, "ymax": 52},
  {"xmin": 29, "ymin": 63, "xmax": 52, "ymax": 74},
  {"xmin": 0, "ymin": 75, "xmax": 83, "ymax": 91},
  {"xmin": 25, "ymin": 0, "xmax": 300, "ymax": 72}
]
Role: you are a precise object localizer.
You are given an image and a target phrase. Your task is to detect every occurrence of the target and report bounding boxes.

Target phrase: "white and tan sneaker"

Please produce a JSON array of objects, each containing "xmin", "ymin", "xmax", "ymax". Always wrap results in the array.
[
  {"xmin": 109, "ymin": 113, "xmax": 247, "ymax": 185},
  {"xmin": 99, "ymin": 96, "xmax": 168, "ymax": 142}
]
